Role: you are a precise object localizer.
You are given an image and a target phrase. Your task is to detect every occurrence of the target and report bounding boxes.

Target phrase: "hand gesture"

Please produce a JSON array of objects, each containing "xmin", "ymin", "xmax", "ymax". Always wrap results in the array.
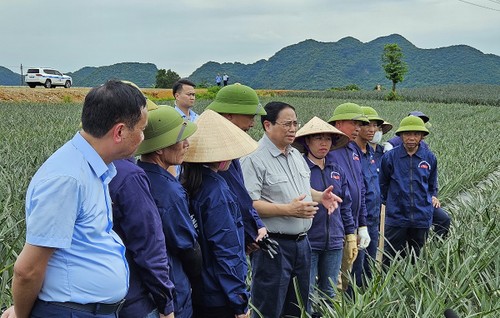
[
  {"xmin": 321, "ymin": 185, "xmax": 343, "ymax": 214},
  {"xmin": 289, "ymin": 194, "xmax": 318, "ymax": 218}
]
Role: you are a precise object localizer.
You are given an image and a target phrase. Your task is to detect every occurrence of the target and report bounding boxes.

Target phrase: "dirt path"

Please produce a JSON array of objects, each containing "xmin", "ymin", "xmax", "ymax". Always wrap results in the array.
[{"xmin": 0, "ymin": 86, "xmax": 175, "ymax": 103}]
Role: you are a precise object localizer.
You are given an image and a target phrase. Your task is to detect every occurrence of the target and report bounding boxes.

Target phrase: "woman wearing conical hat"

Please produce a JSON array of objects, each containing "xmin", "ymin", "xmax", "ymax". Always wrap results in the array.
[
  {"xmin": 181, "ymin": 110, "xmax": 258, "ymax": 318},
  {"xmin": 292, "ymin": 117, "xmax": 356, "ymax": 307}
]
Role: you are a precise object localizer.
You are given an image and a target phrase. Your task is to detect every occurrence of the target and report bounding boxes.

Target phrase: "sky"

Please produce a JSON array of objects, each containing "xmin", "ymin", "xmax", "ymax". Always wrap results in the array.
[{"xmin": 1, "ymin": 0, "xmax": 499, "ymax": 77}]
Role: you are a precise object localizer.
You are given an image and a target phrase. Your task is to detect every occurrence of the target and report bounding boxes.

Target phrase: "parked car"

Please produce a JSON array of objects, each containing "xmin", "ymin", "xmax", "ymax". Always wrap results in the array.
[{"xmin": 25, "ymin": 68, "xmax": 72, "ymax": 88}]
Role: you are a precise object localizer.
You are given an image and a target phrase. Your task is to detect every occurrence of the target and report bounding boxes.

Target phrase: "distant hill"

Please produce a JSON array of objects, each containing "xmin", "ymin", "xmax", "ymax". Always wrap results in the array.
[
  {"xmin": 190, "ymin": 34, "xmax": 500, "ymax": 89},
  {"xmin": 0, "ymin": 66, "xmax": 23, "ymax": 86},
  {"xmin": 66, "ymin": 62, "xmax": 158, "ymax": 87},
  {"xmin": 1, "ymin": 34, "xmax": 499, "ymax": 89}
]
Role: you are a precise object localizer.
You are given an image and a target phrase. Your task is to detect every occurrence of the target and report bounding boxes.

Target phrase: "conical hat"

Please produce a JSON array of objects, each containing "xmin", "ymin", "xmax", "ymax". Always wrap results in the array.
[
  {"xmin": 381, "ymin": 121, "xmax": 393, "ymax": 135},
  {"xmin": 183, "ymin": 109, "xmax": 258, "ymax": 162},
  {"xmin": 293, "ymin": 116, "xmax": 349, "ymax": 152}
]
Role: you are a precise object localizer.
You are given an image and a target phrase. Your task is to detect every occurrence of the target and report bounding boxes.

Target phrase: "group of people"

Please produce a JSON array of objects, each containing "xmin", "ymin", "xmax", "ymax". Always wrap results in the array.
[
  {"xmin": 1, "ymin": 80, "xmax": 451, "ymax": 318},
  {"xmin": 215, "ymin": 73, "xmax": 230, "ymax": 87}
]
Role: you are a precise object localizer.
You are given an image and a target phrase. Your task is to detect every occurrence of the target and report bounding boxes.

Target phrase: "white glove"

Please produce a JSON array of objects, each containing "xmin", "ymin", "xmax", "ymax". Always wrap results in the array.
[
  {"xmin": 383, "ymin": 142, "xmax": 393, "ymax": 153},
  {"xmin": 357, "ymin": 226, "xmax": 371, "ymax": 249}
]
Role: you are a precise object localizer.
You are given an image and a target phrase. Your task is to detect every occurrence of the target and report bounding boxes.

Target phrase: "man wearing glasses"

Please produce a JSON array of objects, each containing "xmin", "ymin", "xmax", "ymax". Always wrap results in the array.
[{"xmin": 241, "ymin": 101, "xmax": 342, "ymax": 318}]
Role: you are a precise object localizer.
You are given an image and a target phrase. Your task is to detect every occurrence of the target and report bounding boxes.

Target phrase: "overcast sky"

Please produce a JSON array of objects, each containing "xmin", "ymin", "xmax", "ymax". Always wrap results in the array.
[{"xmin": 1, "ymin": 0, "xmax": 499, "ymax": 77}]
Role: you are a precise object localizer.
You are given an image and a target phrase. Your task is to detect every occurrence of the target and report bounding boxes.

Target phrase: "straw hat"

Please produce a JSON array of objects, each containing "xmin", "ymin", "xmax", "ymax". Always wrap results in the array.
[
  {"xmin": 293, "ymin": 116, "xmax": 349, "ymax": 153},
  {"xmin": 135, "ymin": 106, "xmax": 197, "ymax": 155},
  {"xmin": 381, "ymin": 121, "xmax": 393, "ymax": 134},
  {"xmin": 183, "ymin": 109, "xmax": 258, "ymax": 162}
]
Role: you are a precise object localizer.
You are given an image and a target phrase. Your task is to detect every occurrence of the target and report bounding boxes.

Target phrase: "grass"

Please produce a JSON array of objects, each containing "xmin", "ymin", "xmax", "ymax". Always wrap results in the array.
[{"xmin": 0, "ymin": 93, "xmax": 498, "ymax": 316}]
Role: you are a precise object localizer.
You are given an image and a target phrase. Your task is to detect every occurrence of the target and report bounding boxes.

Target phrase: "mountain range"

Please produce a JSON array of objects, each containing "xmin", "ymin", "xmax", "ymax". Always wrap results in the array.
[{"xmin": 1, "ymin": 34, "xmax": 499, "ymax": 89}]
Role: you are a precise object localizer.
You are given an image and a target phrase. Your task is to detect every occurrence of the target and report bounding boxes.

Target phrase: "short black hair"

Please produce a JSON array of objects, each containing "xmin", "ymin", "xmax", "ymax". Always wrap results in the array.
[
  {"xmin": 81, "ymin": 80, "xmax": 146, "ymax": 138},
  {"xmin": 260, "ymin": 101, "xmax": 296, "ymax": 129},
  {"xmin": 172, "ymin": 78, "xmax": 196, "ymax": 95}
]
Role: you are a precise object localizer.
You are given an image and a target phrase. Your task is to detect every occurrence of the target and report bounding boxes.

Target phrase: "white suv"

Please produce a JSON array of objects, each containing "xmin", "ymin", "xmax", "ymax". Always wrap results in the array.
[{"xmin": 25, "ymin": 68, "xmax": 72, "ymax": 88}]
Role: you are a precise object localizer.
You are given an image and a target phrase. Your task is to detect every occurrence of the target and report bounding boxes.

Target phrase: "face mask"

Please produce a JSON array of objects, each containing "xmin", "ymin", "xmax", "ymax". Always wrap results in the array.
[
  {"xmin": 371, "ymin": 131, "xmax": 383, "ymax": 144},
  {"xmin": 424, "ymin": 122, "xmax": 432, "ymax": 129}
]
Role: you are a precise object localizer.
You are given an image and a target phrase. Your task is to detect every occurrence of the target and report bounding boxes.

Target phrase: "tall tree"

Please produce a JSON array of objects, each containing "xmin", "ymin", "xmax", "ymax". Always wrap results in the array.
[
  {"xmin": 382, "ymin": 43, "xmax": 408, "ymax": 94},
  {"xmin": 155, "ymin": 69, "xmax": 180, "ymax": 88}
]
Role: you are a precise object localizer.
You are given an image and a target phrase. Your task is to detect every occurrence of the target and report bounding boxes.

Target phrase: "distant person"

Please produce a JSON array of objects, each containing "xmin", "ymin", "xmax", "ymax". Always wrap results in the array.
[
  {"xmin": 215, "ymin": 73, "xmax": 222, "ymax": 86},
  {"xmin": 182, "ymin": 110, "xmax": 259, "ymax": 318},
  {"xmin": 136, "ymin": 105, "xmax": 201, "ymax": 318},
  {"xmin": 223, "ymin": 73, "xmax": 229, "ymax": 86},
  {"xmin": 241, "ymin": 102, "xmax": 342, "ymax": 318},
  {"xmin": 292, "ymin": 117, "xmax": 355, "ymax": 310},
  {"xmin": 109, "ymin": 83, "xmax": 175, "ymax": 318},
  {"xmin": 380, "ymin": 116, "xmax": 438, "ymax": 266},
  {"xmin": 384, "ymin": 111, "xmax": 451, "ymax": 239},
  {"xmin": 2, "ymin": 80, "xmax": 147, "ymax": 317},
  {"xmin": 172, "ymin": 78, "xmax": 198, "ymax": 177}
]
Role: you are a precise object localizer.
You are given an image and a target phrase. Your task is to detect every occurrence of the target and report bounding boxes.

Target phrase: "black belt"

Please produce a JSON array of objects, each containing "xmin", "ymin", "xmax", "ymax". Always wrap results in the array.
[
  {"xmin": 46, "ymin": 299, "xmax": 125, "ymax": 315},
  {"xmin": 268, "ymin": 232, "xmax": 307, "ymax": 241}
]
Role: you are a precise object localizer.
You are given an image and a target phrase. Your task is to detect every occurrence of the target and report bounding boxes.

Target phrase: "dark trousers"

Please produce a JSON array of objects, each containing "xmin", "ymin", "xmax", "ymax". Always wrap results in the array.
[
  {"xmin": 383, "ymin": 226, "xmax": 429, "ymax": 267},
  {"xmin": 432, "ymin": 207, "xmax": 451, "ymax": 238},
  {"xmin": 193, "ymin": 304, "xmax": 234, "ymax": 318},
  {"xmin": 30, "ymin": 300, "xmax": 118, "ymax": 318},
  {"xmin": 251, "ymin": 236, "xmax": 311, "ymax": 318}
]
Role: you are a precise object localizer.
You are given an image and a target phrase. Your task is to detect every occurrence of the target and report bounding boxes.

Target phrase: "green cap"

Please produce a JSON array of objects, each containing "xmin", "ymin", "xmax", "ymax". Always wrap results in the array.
[
  {"xmin": 136, "ymin": 106, "xmax": 197, "ymax": 155},
  {"xmin": 395, "ymin": 115, "xmax": 429, "ymax": 136},
  {"xmin": 206, "ymin": 83, "xmax": 266, "ymax": 115},
  {"xmin": 361, "ymin": 106, "xmax": 384, "ymax": 125},
  {"xmin": 327, "ymin": 102, "xmax": 370, "ymax": 124}
]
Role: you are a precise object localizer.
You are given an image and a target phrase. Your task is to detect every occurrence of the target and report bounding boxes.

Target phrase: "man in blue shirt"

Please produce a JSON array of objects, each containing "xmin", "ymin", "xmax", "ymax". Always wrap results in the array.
[
  {"xmin": 380, "ymin": 116, "xmax": 438, "ymax": 266},
  {"xmin": 109, "ymin": 92, "xmax": 175, "ymax": 318},
  {"xmin": 4, "ymin": 80, "xmax": 148, "ymax": 318},
  {"xmin": 206, "ymin": 83, "xmax": 268, "ymax": 251}
]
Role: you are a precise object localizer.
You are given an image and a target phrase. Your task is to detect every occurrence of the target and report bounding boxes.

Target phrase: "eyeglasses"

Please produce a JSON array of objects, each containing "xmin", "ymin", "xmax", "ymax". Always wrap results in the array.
[{"xmin": 275, "ymin": 120, "xmax": 301, "ymax": 129}]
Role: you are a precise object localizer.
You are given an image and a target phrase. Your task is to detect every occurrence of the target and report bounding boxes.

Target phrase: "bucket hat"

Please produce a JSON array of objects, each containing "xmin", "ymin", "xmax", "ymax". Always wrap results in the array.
[
  {"xmin": 361, "ymin": 106, "xmax": 384, "ymax": 126},
  {"xmin": 327, "ymin": 102, "xmax": 370, "ymax": 124},
  {"xmin": 206, "ymin": 83, "xmax": 266, "ymax": 115},
  {"xmin": 381, "ymin": 121, "xmax": 393, "ymax": 135},
  {"xmin": 293, "ymin": 116, "xmax": 349, "ymax": 152},
  {"xmin": 183, "ymin": 109, "xmax": 258, "ymax": 163},
  {"xmin": 395, "ymin": 115, "xmax": 429, "ymax": 136},
  {"xmin": 408, "ymin": 111, "xmax": 429, "ymax": 123},
  {"xmin": 136, "ymin": 106, "xmax": 197, "ymax": 155},
  {"xmin": 121, "ymin": 80, "xmax": 158, "ymax": 111}
]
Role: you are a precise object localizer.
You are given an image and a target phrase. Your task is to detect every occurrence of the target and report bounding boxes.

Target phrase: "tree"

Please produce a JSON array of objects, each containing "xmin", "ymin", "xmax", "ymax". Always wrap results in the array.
[
  {"xmin": 155, "ymin": 69, "xmax": 180, "ymax": 88},
  {"xmin": 382, "ymin": 43, "xmax": 408, "ymax": 95}
]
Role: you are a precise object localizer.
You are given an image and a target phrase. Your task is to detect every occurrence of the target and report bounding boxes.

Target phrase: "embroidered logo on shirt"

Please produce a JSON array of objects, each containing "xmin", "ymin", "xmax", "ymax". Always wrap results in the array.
[
  {"xmin": 352, "ymin": 152, "xmax": 360, "ymax": 161},
  {"xmin": 418, "ymin": 160, "xmax": 431, "ymax": 170},
  {"xmin": 330, "ymin": 171, "xmax": 341, "ymax": 180}
]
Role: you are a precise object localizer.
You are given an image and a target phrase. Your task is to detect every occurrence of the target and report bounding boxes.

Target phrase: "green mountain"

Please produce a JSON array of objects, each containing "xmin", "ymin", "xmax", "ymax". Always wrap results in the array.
[
  {"xmin": 1, "ymin": 34, "xmax": 499, "ymax": 89},
  {"xmin": 67, "ymin": 62, "xmax": 158, "ymax": 87},
  {"xmin": 0, "ymin": 66, "xmax": 23, "ymax": 86},
  {"xmin": 189, "ymin": 34, "xmax": 500, "ymax": 89}
]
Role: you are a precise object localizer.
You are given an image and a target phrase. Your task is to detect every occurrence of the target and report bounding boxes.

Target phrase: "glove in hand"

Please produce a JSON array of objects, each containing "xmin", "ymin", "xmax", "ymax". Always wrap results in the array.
[
  {"xmin": 257, "ymin": 235, "xmax": 279, "ymax": 259},
  {"xmin": 345, "ymin": 234, "xmax": 358, "ymax": 263},
  {"xmin": 357, "ymin": 226, "xmax": 371, "ymax": 249}
]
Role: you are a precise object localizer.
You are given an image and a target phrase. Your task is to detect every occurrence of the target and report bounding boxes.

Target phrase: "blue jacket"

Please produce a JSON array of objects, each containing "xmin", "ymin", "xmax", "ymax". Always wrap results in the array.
[
  {"xmin": 109, "ymin": 158, "xmax": 175, "ymax": 317},
  {"xmin": 327, "ymin": 141, "xmax": 368, "ymax": 228},
  {"xmin": 380, "ymin": 145, "xmax": 438, "ymax": 228},
  {"xmin": 372, "ymin": 144, "xmax": 384, "ymax": 169},
  {"xmin": 138, "ymin": 160, "xmax": 200, "ymax": 318},
  {"xmin": 190, "ymin": 167, "xmax": 249, "ymax": 315},
  {"xmin": 305, "ymin": 155, "xmax": 355, "ymax": 251},
  {"xmin": 218, "ymin": 159, "xmax": 265, "ymax": 243},
  {"xmin": 353, "ymin": 142, "xmax": 381, "ymax": 224}
]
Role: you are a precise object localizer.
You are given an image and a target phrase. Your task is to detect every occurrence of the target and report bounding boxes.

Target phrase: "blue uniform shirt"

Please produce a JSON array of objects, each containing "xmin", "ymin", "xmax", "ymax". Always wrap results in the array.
[
  {"xmin": 305, "ymin": 155, "xmax": 355, "ymax": 251},
  {"xmin": 218, "ymin": 159, "xmax": 265, "ymax": 242},
  {"xmin": 190, "ymin": 167, "xmax": 249, "ymax": 315},
  {"xmin": 353, "ymin": 142, "xmax": 381, "ymax": 223},
  {"xmin": 109, "ymin": 158, "xmax": 175, "ymax": 317},
  {"xmin": 326, "ymin": 141, "xmax": 368, "ymax": 228},
  {"xmin": 26, "ymin": 132, "xmax": 128, "ymax": 304},
  {"xmin": 138, "ymin": 160, "xmax": 200, "ymax": 318},
  {"xmin": 380, "ymin": 145, "xmax": 438, "ymax": 228}
]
